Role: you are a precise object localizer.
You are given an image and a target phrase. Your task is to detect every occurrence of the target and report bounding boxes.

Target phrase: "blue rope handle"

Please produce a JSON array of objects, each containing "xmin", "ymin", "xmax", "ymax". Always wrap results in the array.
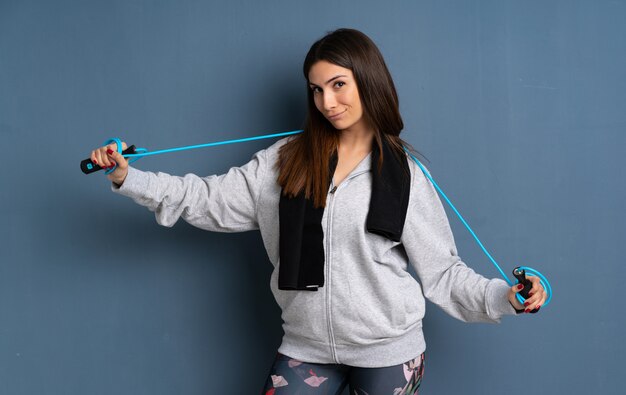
[{"xmin": 109, "ymin": 129, "xmax": 553, "ymax": 307}]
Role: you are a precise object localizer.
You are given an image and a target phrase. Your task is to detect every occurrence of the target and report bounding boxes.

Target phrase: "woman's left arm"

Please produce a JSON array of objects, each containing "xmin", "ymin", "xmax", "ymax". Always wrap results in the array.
[{"xmin": 401, "ymin": 160, "xmax": 546, "ymax": 322}]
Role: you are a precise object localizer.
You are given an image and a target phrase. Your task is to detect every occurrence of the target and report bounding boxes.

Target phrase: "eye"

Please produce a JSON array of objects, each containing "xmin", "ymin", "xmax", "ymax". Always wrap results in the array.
[
  {"xmin": 334, "ymin": 81, "xmax": 346, "ymax": 89},
  {"xmin": 310, "ymin": 86, "xmax": 322, "ymax": 94}
]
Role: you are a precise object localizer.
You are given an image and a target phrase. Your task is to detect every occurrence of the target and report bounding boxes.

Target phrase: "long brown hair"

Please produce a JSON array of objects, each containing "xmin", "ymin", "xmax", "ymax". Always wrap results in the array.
[{"xmin": 277, "ymin": 28, "xmax": 411, "ymax": 208}]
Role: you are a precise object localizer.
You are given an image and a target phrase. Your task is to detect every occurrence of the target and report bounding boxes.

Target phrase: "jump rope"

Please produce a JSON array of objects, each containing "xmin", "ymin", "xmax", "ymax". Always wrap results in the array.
[{"xmin": 81, "ymin": 130, "xmax": 553, "ymax": 310}]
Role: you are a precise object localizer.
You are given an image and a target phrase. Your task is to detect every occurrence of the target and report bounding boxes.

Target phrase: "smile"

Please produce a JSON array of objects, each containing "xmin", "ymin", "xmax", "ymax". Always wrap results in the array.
[{"xmin": 327, "ymin": 110, "xmax": 347, "ymax": 120}]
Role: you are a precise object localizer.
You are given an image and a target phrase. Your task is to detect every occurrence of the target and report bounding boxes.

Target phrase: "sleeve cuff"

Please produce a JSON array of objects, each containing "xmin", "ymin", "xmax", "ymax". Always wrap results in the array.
[
  {"xmin": 486, "ymin": 279, "xmax": 518, "ymax": 319},
  {"xmin": 110, "ymin": 166, "xmax": 151, "ymax": 199}
]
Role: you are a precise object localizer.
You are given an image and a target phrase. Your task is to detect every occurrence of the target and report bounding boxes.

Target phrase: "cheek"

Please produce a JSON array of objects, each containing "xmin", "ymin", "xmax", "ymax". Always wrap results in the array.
[
  {"xmin": 352, "ymin": 93, "xmax": 364, "ymax": 114},
  {"xmin": 343, "ymin": 91, "xmax": 362, "ymax": 114},
  {"xmin": 341, "ymin": 87, "xmax": 359, "ymax": 107}
]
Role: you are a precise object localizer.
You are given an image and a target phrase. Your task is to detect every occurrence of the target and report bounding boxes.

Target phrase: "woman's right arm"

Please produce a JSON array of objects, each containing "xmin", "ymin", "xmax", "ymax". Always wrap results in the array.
[{"xmin": 90, "ymin": 141, "xmax": 268, "ymax": 233}]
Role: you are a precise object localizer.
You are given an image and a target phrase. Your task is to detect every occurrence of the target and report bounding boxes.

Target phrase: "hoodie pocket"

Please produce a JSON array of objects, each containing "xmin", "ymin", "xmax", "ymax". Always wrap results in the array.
[{"xmin": 335, "ymin": 270, "xmax": 424, "ymax": 346}]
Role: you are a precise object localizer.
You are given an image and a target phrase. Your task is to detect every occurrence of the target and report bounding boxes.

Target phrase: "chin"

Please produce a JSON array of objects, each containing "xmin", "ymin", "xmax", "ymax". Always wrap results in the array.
[{"xmin": 329, "ymin": 120, "xmax": 353, "ymax": 131}]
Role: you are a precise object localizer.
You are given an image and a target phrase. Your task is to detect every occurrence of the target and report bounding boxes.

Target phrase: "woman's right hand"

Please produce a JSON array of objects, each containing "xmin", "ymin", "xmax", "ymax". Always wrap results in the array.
[{"xmin": 90, "ymin": 141, "xmax": 130, "ymax": 186}]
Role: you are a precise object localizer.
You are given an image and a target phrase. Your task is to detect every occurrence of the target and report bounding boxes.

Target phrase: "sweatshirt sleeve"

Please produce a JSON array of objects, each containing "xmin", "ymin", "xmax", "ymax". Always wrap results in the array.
[
  {"xmin": 401, "ymin": 160, "xmax": 516, "ymax": 323},
  {"xmin": 111, "ymin": 148, "xmax": 269, "ymax": 233}
]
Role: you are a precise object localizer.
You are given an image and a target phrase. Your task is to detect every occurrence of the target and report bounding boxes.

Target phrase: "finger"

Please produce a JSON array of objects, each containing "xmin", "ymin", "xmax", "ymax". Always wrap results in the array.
[
  {"xmin": 520, "ymin": 292, "xmax": 537, "ymax": 313},
  {"xmin": 528, "ymin": 299, "xmax": 543, "ymax": 313},
  {"xmin": 106, "ymin": 141, "xmax": 127, "ymax": 152},
  {"xmin": 527, "ymin": 277, "xmax": 546, "ymax": 304},
  {"xmin": 513, "ymin": 278, "xmax": 537, "ymax": 311},
  {"xmin": 529, "ymin": 276, "xmax": 543, "ymax": 287},
  {"xmin": 94, "ymin": 147, "xmax": 109, "ymax": 168},
  {"xmin": 522, "ymin": 290, "xmax": 541, "ymax": 310},
  {"xmin": 509, "ymin": 285, "xmax": 525, "ymax": 310},
  {"xmin": 103, "ymin": 142, "xmax": 124, "ymax": 167},
  {"xmin": 523, "ymin": 291, "xmax": 545, "ymax": 313},
  {"xmin": 513, "ymin": 282, "xmax": 526, "ymax": 294},
  {"xmin": 106, "ymin": 148, "xmax": 127, "ymax": 169},
  {"xmin": 524, "ymin": 276, "xmax": 541, "ymax": 295},
  {"xmin": 533, "ymin": 289, "xmax": 547, "ymax": 309},
  {"xmin": 106, "ymin": 143, "xmax": 119, "ymax": 155},
  {"xmin": 90, "ymin": 150, "xmax": 99, "ymax": 166},
  {"xmin": 99, "ymin": 147, "xmax": 112, "ymax": 168}
]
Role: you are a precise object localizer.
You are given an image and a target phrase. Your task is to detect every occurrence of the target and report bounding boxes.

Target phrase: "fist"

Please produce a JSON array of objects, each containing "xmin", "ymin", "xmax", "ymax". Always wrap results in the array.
[
  {"xmin": 90, "ymin": 141, "xmax": 129, "ymax": 185},
  {"xmin": 508, "ymin": 275, "xmax": 547, "ymax": 313}
]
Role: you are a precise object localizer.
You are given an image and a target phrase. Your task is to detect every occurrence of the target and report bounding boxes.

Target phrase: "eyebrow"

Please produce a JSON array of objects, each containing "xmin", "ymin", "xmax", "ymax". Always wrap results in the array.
[{"xmin": 309, "ymin": 74, "xmax": 348, "ymax": 86}]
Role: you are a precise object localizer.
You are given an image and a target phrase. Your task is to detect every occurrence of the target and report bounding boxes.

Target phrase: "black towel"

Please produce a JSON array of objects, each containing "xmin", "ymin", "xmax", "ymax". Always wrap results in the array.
[{"xmin": 278, "ymin": 138, "xmax": 410, "ymax": 291}]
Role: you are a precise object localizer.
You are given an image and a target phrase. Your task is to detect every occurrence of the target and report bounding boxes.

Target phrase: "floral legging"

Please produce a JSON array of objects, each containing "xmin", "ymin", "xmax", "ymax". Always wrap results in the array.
[{"xmin": 261, "ymin": 352, "xmax": 425, "ymax": 395}]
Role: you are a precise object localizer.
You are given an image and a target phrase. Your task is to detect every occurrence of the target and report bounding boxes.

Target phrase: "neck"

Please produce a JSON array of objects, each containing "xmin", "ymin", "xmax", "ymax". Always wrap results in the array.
[{"xmin": 338, "ymin": 126, "xmax": 375, "ymax": 153}]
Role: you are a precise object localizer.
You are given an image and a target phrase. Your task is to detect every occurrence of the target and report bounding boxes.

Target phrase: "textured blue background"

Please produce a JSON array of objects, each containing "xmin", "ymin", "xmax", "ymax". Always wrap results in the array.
[{"xmin": 1, "ymin": 1, "xmax": 624, "ymax": 394}]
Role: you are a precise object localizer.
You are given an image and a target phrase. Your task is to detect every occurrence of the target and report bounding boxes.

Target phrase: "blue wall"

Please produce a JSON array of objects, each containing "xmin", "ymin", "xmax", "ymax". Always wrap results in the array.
[{"xmin": 1, "ymin": 0, "xmax": 624, "ymax": 393}]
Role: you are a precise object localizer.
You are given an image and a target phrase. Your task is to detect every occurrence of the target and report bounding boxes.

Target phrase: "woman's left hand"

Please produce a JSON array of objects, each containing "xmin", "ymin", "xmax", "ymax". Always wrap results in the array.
[{"xmin": 508, "ymin": 276, "xmax": 547, "ymax": 313}]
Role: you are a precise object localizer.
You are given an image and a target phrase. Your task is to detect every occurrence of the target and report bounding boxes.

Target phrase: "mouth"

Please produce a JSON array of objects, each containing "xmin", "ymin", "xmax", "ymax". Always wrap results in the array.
[{"xmin": 327, "ymin": 110, "xmax": 347, "ymax": 121}]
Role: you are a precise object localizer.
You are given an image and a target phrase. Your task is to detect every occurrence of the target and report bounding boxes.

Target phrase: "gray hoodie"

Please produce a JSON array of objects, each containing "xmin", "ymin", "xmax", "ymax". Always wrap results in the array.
[{"xmin": 112, "ymin": 137, "xmax": 516, "ymax": 368}]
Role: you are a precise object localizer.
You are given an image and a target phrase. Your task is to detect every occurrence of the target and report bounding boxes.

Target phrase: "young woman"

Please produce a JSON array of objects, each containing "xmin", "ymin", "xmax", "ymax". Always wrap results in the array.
[{"xmin": 90, "ymin": 28, "xmax": 546, "ymax": 395}]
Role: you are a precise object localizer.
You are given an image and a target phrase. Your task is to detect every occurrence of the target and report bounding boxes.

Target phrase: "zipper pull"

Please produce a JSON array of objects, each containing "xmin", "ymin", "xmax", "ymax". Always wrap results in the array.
[{"xmin": 330, "ymin": 186, "xmax": 337, "ymax": 194}]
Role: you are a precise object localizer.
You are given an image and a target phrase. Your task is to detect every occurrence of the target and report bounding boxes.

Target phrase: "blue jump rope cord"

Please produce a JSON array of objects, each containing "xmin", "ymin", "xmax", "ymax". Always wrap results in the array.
[{"xmin": 106, "ymin": 130, "xmax": 552, "ymax": 307}]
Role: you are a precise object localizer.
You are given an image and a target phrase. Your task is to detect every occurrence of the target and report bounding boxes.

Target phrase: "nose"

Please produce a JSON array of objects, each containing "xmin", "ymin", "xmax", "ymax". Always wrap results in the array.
[{"xmin": 322, "ymin": 91, "xmax": 337, "ymax": 111}]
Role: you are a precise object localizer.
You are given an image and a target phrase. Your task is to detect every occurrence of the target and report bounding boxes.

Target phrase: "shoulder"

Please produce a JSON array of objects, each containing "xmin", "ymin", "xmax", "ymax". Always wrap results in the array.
[
  {"xmin": 265, "ymin": 135, "xmax": 297, "ymax": 154},
  {"xmin": 403, "ymin": 151, "xmax": 432, "ymax": 188},
  {"xmin": 262, "ymin": 134, "xmax": 300, "ymax": 163},
  {"xmin": 402, "ymin": 150, "xmax": 447, "ymax": 216}
]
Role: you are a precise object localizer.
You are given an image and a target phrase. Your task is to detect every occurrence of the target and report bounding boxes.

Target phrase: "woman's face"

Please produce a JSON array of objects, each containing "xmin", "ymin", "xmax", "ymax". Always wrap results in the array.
[{"xmin": 308, "ymin": 60, "xmax": 368, "ymax": 133}]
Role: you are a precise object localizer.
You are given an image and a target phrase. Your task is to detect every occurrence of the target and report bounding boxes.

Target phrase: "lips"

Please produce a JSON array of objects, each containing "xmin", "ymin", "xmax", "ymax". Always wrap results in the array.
[{"xmin": 327, "ymin": 110, "xmax": 347, "ymax": 120}]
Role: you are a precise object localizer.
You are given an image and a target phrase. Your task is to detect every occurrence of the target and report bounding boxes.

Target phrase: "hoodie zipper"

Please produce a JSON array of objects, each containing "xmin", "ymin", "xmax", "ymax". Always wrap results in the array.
[
  {"xmin": 324, "ymin": 167, "xmax": 370, "ymax": 364},
  {"xmin": 325, "ymin": 183, "xmax": 339, "ymax": 363}
]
